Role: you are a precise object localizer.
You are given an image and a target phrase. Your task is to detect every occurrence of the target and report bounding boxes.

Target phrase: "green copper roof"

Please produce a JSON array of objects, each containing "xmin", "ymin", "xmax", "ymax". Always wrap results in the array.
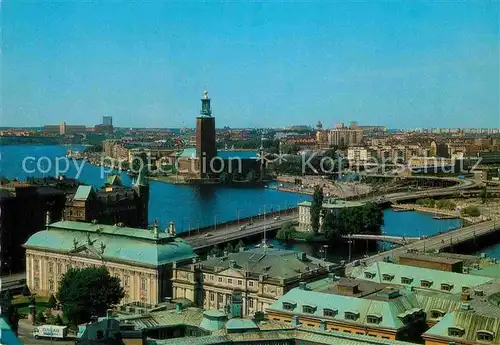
[
  {"xmin": 424, "ymin": 311, "xmax": 500, "ymax": 343},
  {"xmin": 119, "ymin": 307, "xmax": 204, "ymax": 330},
  {"xmin": 225, "ymin": 318, "xmax": 258, "ymax": 331},
  {"xmin": 24, "ymin": 221, "xmax": 196, "ymax": 267},
  {"xmin": 0, "ymin": 317, "xmax": 22, "ymax": 345},
  {"xmin": 133, "ymin": 166, "xmax": 148, "ymax": 186},
  {"xmin": 200, "ymin": 310, "xmax": 228, "ymax": 331},
  {"xmin": 74, "ymin": 185, "xmax": 93, "ymax": 201},
  {"xmin": 268, "ymin": 286, "xmax": 422, "ymax": 331},
  {"xmin": 351, "ymin": 262, "xmax": 494, "ymax": 295}
]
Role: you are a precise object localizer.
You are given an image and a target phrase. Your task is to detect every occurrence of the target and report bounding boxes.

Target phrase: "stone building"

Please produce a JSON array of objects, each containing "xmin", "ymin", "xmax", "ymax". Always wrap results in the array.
[
  {"xmin": 298, "ymin": 199, "xmax": 365, "ymax": 232},
  {"xmin": 171, "ymin": 248, "xmax": 335, "ymax": 316},
  {"xmin": 327, "ymin": 123, "xmax": 363, "ymax": 147},
  {"xmin": 64, "ymin": 172, "xmax": 149, "ymax": 228},
  {"xmin": 24, "ymin": 220, "xmax": 196, "ymax": 305},
  {"xmin": 0, "ymin": 177, "xmax": 78, "ymax": 274}
]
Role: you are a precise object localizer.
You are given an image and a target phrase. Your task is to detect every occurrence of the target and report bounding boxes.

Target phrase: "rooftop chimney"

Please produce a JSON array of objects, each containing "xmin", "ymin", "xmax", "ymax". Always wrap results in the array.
[
  {"xmin": 176, "ymin": 302, "xmax": 182, "ymax": 313},
  {"xmin": 45, "ymin": 210, "xmax": 51, "ymax": 229},
  {"xmin": 292, "ymin": 315, "xmax": 300, "ymax": 327}
]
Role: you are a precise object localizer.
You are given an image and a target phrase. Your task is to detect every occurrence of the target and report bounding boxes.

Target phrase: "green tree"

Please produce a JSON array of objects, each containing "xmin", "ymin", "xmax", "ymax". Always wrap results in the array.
[
  {"xmin": 54, "ymin": 314, "xmax": 63, "ymax": 326},
  {"xmin": 276, "ymin": 222, "xmax": 297, "ymax": 241},
  {"xmin": 22, "ymin": 284, "xmax": 31, "ymax": 297},
  {"xmin": 209, "ymin": 244, "xmax": 223, "ymax": 257},
  {"xmin": 47, "ymin": 294, "xmax": 57, "ymax": 309},
  {"xmin": 1, "ymin": 291, "xmax": 19, "ymax": 335},
  {"xmin": 462, "ymin": 206, "xmax": 481, "ymax": 217},
  {"xmin": 479, "ymin": 187, "xmax": 489, "ymax": 204},
  {"xmin": 235, "ymin": 240, "xmax": 245, "ymax": 252},
  {"xmin": 310, "ymin": 186, "xmax": 324, "ymax": 233},
  {"xmin": 224, "ymin": 243, "xmax": 234, "ymax": 253},
  {"xmin": 35, "ymin": 311, "xmax": 46, "ymax": 324},
  {"xmin": 57, "ymin": 266, "xmax": 124, "ymax": 326}
]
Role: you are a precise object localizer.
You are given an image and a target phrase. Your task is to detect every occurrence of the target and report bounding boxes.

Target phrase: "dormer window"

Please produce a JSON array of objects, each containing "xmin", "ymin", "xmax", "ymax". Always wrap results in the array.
[
  {"xmin": 323, "ymin": 308, "xmax": 338, "ymax": 317},
  {"xmin": 448, "ymin": 326, "xmax": 465, "ymax": 337},
  {"xmin": 282, "ymin": 302, "xmax": 296, "ymax": 311},
  {"xmin": 367, "ymin": 314, "xmax": 382, "ymax": 324},
  {"xmin": 420, "ymin": 279, "xmax": 433, "ymax": 288},
  {"xmin": 462, "ymin": 286, "xmax": 470, "ymax": 293},
  {"xmin": 364, "ymin": 272, "xmax": 376, "ymax": 279},
  {"xmin": 474, "ymin": 289, "xmax": 484, "ymax": 297},
  {"xmin": 441, "ymin": 283, "xmax": 453, "ymax": 292},
  {"xmin": 477, "ymin": 330, "xmax": 495, "ymax": 342},
  {"xmin": 302, "ymin": 305, "xmax": 317, "ymax": 314},
  {"xmin": 401, "ymin": 277, "xmax": 413, "ymax": 285},
  {"xmin": 430, "ymin": 309, "xmax": 445, "ymax": 319},
  {"xmin": 382, "ymin": 273, "xmax": 394, "ymax": 281},
  {"xmin": 344, "ymin": 311, "xmax": 359, "ymax": 321}
]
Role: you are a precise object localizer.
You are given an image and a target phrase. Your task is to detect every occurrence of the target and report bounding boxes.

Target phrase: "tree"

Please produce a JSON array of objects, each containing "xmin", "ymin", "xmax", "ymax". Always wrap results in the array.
[
  {"xmin": 310, "ymin": 186, "xmax": 324, "ymax": 233},
  {"xmin": 224, "ymin": 243, "xmax": 234, "ymax": 254},
  {"xmin": 35, "ymin": 311, "xmax": 46, "ymax": 324},
  {"xmin": 57, "ymin": 266, "xmax": 124, "ymax": 326},
  {"xmin": 47, "ymin": 294, "xmax": 57, "ymax": 309},
  {"xmin": 462, "ymin": 206, "xmax": 481, "ymax": 217},
  {"xmin": 22, "ymin": 284, "xmax": 31, "ymax": 297},
  {"xmin": 54, "ymin": 314, "xmax": 63, "ymax": 326},
  {"xmin": 235, "ymin": 240, "xmax": 245, "ymax": 252},
  {"xmin": 209, "ymin": 244, "xmax": 223, "ymax": 257},
  {"xmin": 276, "ymin": 222, "xmax": 296, "ymax": 241},
  {"xmin": 480, "ymin": 187, "xmax": 489, "ymax": 204},
  {"xmin": 1, "ymin": 291, "xmax": 19, "ymax": 335}
]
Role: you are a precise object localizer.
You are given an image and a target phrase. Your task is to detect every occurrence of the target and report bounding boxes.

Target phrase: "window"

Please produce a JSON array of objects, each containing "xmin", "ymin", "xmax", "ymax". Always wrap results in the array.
[
  {"xmin": 401, "ymin": 277, "xmax": 413, "ymax": 284},
  {"xmin": 323, "ymin": 309, "xmax": 338, "ymax": 317},
  {"xmin": 381, "ymin": 336, "xmax": 390, "ymax": 339},
  {"xmin": 368, "ymin": 334, "xmax": 376, "ymax": 337},
  {"xmin": 364, "ymin": 272, "xmax": 375, "ymax": 279},
  {"xmin": 475, "ymin": 289, "xmax": 484, "ymax": 296},
  {"xmin": 48, "ymin": 262, "xmax": 54, "ymax": 274},
  {"xmin": 344, "ymin": 312, "xmax": 359, "ymax": 321},
  {"xmin": 343, "ymin": 330, "xmax": 352, "ymax": 334},
  {"xmin": 420, "ymin": 280, "xmax": 433, "ymax": 288},
  {"xmin": 228, "ymin": 278, "xmax": 233, "ymax": 284},
  {"xmin": 282, "ymin": 302, "xmax": 296, "ymax": 311},
  {"xmin": 124, "ymin": 275, "xmax": 130, "ymax": 287},
  {"xmin": 203, "ymin": 274, "xmax": 206, "ymax": 280},
  {"xmin": 302, "ymin": 305, "xmax": 316, "ymax": 314},
  {"xmin": 249, "ymin": 281, "xmax": 254, "ymax": 287},
  {"xmin": 57, "ymin": 263, "xmax": 63, "ymax": 275},
  {"xmin": 218, "ymin": 277, "xmax": 223, "ymax": 283},
  {"xmin": 448, "ymin": 327, "xmax": 464, "ymax": 337},
  {"xmin": 34, "ymin": 260, "xmax": 40, "ymax": 273},
  {"xmin": 141, "ymin": 278, "xmax": 147, "ymax": 291},
  {"xmin": 307, "ymin": 323, "xmax": 315, "ymax": 327},
  {"xmin": 217, "ymin": 294, "xmax": 223, "ymax": 304},
  {"xmin": 430, "ymin": 310, "xmax": 445, "ymax": 319},
  {"xmin": 34, "ymin": 277, "xmax": 40, "ymax": 289},
  {"xmin": 441, "ymin": 283, "xmax": 453, "ymax": 291},
  {"xmin": 238, "ymin": 280, "xmax": 242, "ymax": 286},
  {"xmin": 210, "ymin": 292, "xmax": 215, "ymax": 301},
  {"xmin": 248, "ymin": 298, "xmax": 254, "ymax": 308},
  {"xmin": 356, "ymin": 332, "xmax": 364, "ymax": 335},
  {"xmin": 210, "ymin": 275, "xmax": 214, "ymax": 281},
  {"xmin": 382, "ymin": 274, "xmax": 394, "ymax": 281},
  {"xmin": 367, "ymin": 315, "xmax": 382, "ymax": 324},
  {"xmin": 48, "ymin": 280, "xmax": 54, "ymax": 291},
  {"xmin": 477, "ymin": 331, "xmax": 494, "ymax": 342}
]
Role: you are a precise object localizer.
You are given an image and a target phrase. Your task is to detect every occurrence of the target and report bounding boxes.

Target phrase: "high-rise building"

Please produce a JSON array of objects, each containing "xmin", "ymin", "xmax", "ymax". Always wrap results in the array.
[
  {"xmin": 103, "ymin": 116, "xmax": 113, "ymax": 126},
  {"xmin": 195, "ymin": 90, "xmax": 217, "ymax": 178}
]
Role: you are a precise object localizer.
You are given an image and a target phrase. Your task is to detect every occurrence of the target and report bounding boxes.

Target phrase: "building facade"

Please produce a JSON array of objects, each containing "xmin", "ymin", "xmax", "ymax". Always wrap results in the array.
[
  {"xmin": 298, "ymin": 199, "xmax": 365, "ymax": 232},
  {"xmin": 171, "ymin": 248, "xmax": 335, "ymax": 316},
  {"xmin": 64, "ymin": 172, "xmax": 149, "ymax": 228},
  {"xmin": 328, "ymin": 124, "xmax": 363, "ymax": 147},
  {"xmin": 24, "ymin": 220, "xmax": 196, "ymax": 305}
]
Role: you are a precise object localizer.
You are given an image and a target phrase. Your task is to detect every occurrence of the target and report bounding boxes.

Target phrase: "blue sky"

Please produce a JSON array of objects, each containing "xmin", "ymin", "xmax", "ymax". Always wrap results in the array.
[{"xmin": 2, "ymin": 2, "xmax": 499, "ymax": 129}]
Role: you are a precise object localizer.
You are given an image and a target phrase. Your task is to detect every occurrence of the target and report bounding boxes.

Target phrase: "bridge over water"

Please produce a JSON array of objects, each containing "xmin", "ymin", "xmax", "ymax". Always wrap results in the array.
[{"xmin": 342, "ymin": 234, "xmax": 420, "ymax": 245}]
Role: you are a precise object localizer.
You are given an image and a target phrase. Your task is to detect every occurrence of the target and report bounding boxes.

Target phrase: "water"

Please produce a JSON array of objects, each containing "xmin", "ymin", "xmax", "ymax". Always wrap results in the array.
[
  {"xmin": 0, "ymin": 145, "xmax": 310, "ymax": 230},
  {"xmin": 265, "ymin": 209, "xmax": 465, "ymax": 262},
  {"xmin": 2, "ymin": 145, "xmax": 499, "ymax": 259}
]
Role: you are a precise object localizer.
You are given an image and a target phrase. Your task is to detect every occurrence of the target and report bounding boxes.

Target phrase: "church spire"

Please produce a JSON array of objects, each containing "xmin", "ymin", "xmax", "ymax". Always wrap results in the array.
[{"xmin": 200, "ymin": 90, "xmax": 212, "ymax": 117}]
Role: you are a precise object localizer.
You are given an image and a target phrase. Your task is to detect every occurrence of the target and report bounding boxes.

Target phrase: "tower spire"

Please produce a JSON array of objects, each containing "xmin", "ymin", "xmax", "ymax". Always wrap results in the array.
[{"xmin": 200, "ymin": 90, "xmax": 212, "ymax": 117}]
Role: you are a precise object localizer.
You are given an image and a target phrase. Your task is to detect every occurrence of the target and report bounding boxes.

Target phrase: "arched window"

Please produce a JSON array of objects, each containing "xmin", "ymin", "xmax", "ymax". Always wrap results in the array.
[
  {"xmin": 477, "ymin": 330, "xmax": 495, "ymax": 342},
  {"xmin": 447, "ymin": 326, "xmax": 464, "ymax": 337}
]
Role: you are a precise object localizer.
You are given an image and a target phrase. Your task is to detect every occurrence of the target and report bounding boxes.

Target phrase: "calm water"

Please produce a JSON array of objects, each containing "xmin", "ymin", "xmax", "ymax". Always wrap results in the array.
[
  {"xmin": 2, "ymin": 145, "xmax": 499, "ymax": 259},
  {"xmin": 0, "ymin": 145, "xmax": 310, "ymax": 230}
]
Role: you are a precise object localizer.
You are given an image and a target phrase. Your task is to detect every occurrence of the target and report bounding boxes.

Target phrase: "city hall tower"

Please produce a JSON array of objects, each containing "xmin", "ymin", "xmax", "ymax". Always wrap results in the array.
[{"xmin": 196, "ymin": 90, "xmax": 217, "ymax": 178}]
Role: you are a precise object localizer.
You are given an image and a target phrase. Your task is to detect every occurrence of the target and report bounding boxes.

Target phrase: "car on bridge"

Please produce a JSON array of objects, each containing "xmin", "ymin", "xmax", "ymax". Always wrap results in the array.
[
  {"xmin": 239, "ymin": 225, "xmax": 247, "ymax": 230},
  {"xmin": 274, "ymin": 216, "xmax": 281, "ymax": 221}
]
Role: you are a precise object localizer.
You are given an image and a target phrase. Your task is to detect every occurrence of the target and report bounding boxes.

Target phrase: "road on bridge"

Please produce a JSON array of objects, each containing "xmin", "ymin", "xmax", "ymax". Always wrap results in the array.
[
  {"xmin": 345, "ymin": 219, "xmax": 498, "ymax": 276},
  {"xmin": 183, "ymin": 213, "xmax": 298, "ymax": 250}
]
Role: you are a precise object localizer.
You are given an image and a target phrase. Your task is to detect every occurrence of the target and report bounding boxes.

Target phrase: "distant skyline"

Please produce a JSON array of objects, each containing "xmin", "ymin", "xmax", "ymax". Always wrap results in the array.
[{"xmin": 3, "ymin": 2, "xmax": 499, "ymax": 129}]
